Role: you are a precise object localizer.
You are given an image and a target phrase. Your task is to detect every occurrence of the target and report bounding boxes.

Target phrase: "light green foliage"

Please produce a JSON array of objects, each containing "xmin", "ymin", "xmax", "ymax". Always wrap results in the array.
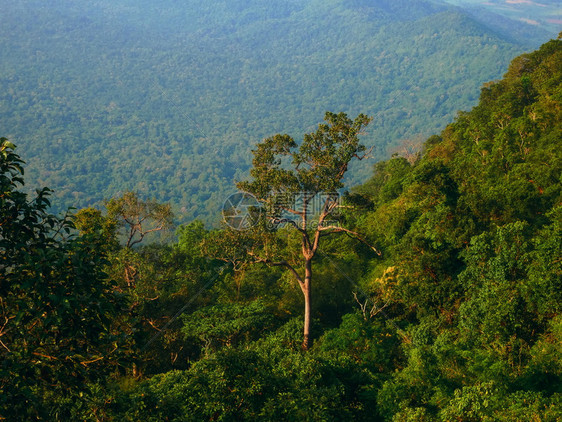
[
  {"xmin": 74, "ymin": 206, "xmax": 120, "ymax": 253},
  {"xmin": 349, "ymin": 37, "xmax": 562, "ymax": 421},
  {"xmin": 440, "ymin": 384, "xmax": 562, "ymax": 422}
]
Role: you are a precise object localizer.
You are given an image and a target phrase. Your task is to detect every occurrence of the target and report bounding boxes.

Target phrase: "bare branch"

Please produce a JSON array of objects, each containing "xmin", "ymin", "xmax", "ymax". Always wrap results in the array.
[
  {"xmin": 147, "ymin": 319, "xmax": 162, "ymax": 332},
  {"xmin": 354, "ymin": 145, "xmax": 374, "ymax": 161},
  {"xmin": 353, "ymin": 292, "xmax": 390, "ymax": 320},
  {"xmin": 0, "ymin": 339, "xmax": 10, "ymax": 352},
  {"xmin": 369, "ymin": 300, "xmax": 390, "ymax": 318}
]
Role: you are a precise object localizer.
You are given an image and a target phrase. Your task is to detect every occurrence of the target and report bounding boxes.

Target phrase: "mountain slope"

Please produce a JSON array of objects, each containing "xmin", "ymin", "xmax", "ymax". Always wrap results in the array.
[
  {"xmin": 350, "ymin": 36, "xmax": 562, "ymax": 420},
  {"xmin": 0, "ymin": 0, "xmax": 546, "ymax": 223}
]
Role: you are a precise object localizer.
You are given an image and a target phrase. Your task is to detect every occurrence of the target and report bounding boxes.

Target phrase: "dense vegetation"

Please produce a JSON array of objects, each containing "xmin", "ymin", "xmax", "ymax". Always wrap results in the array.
[
  {"xmin": 2, "ymin": 35, "xmax": 560, "ymax": 420},
  {"xmin": 2, "ymin": 0, "xmax": 556, "ymax": 223}
]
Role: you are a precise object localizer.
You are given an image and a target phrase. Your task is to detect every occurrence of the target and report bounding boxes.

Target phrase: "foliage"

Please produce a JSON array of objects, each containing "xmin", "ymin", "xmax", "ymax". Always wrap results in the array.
[
  {"xmin": 74, "ymin": 206, "xmax": 120, "ymax": 253},
  {"xmin": 353, "ymin": 36, "xmax": 562, "ymax": 421},
  {"xmin": 214, "ymin": 112, "xmax": 375, "ymax": 349},
  {"xmin": 0, "ymin": 140, "xmax": 128, "ymax": 419},
  {"xmin": 1, "ymin": 29, "xmax": 561, "ymax": 422},
  {"xmin": 120, "ymin": 317, "xmax": 386, "ymax": 422},
  {"xmin": 182, "ymin": 300, "xmax": 275, "ymax": 354}
]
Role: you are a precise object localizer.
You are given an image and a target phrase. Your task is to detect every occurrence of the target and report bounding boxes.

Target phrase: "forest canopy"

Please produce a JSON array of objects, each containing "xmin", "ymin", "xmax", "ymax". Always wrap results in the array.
[{"xmin": 1, "ymin": 31, "xmax": 561, "ymax": 422}]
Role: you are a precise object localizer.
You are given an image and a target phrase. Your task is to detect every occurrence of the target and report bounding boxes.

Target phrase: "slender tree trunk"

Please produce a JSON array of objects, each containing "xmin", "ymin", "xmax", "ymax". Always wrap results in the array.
[{"xmin": 302, "ymin": 258, "xmax": 312, "ymax": 350}]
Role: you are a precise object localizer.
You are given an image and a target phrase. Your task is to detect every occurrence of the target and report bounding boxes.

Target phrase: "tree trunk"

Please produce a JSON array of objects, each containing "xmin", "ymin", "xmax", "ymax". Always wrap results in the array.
[{"xmin": 302, "ymin": 258, "xmax": 312, "ymax": 350}]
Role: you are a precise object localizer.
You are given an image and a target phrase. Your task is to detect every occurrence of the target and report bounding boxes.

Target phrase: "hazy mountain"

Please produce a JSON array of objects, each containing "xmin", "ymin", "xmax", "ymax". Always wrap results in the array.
[
  {"xmin": 442, "ymin": 0, "xmax": 561, "ymax": 43},
  {"xmin": 0, "ymin": 0, "xmax": 555, "ymax": 223}
]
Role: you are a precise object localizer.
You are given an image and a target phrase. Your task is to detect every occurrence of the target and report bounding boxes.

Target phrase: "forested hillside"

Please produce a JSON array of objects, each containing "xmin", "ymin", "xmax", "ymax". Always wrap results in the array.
[
  {"xmin": 1, "ymin": 35, "xmax": 560, "ymax": 420},
  {"xmin": 0, "ymin": 0, "xmax": 553, "ymax": 223}
]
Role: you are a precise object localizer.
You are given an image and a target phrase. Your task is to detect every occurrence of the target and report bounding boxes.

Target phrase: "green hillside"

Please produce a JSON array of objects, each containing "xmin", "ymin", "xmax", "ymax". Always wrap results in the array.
[{"xmin": 0, "ymin": 0, "xmax": 551, "ymax": 223}]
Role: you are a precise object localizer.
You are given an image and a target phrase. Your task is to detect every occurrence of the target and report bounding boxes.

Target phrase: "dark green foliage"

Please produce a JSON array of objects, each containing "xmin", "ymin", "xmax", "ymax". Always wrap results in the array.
[
  {"xmin": 526, "ymin": 206, "xmax": 562, "ymax": 316},
  {"xmin": 458, "ymin": 222, "xmax": 537, "ymax": 347},
  {"xmin": 317, "ymin": 312, "xmax": 401, "ymax": 372},
  {"xmin": 120, "ymin": 317, "xmax": 387, "ymax": 421},
  {"xmin": 0, "ymin": 140, "xmax": 128, "ymax": 419},
  {"xmin": 182, "ymin": 300, "xmax": 275, "ymax": 354}
]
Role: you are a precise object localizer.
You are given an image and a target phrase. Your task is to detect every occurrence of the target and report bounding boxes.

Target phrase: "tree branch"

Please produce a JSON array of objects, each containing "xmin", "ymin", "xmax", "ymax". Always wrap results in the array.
[
  {"xmin": 354, "ymin": 145, "xmax": 374, "ymax": 161},
  {"xmin": 268, "ymin": 216, "xmax": 306, "ymax": 235},
  {"xmin": 318, "ymin": 225, "xmax": 381, "ymax": 255},
  {"xmin": 278, "ymin": 205, "xmax": 305, "ymax": 217},
  {"xmin": 246, "ymin": 250, "xmax": 304, "ymax": 289}
]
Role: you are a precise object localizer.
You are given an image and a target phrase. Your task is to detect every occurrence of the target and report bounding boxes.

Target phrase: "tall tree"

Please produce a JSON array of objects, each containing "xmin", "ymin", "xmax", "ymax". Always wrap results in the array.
[
  {"xmin": 214, "ymin": 112, "xmax": 376, "ymax": 349},
  {"xmin": 106, "ymin": 191, "xmax": 174, "ymax": 249},
  {"xmin": 104, "ymin": 192, "xmax": 174, "ymax": 288}
]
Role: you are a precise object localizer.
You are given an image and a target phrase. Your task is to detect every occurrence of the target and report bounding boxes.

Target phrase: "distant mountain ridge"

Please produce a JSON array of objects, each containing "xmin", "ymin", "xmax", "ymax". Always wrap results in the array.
[
  {"xmin": 442, "ymin": 0, "xmax": 560, "ymax": 43},
  {"xmin": 0, "ymin": 0, "xmax": 554, "ymax": 223}
]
